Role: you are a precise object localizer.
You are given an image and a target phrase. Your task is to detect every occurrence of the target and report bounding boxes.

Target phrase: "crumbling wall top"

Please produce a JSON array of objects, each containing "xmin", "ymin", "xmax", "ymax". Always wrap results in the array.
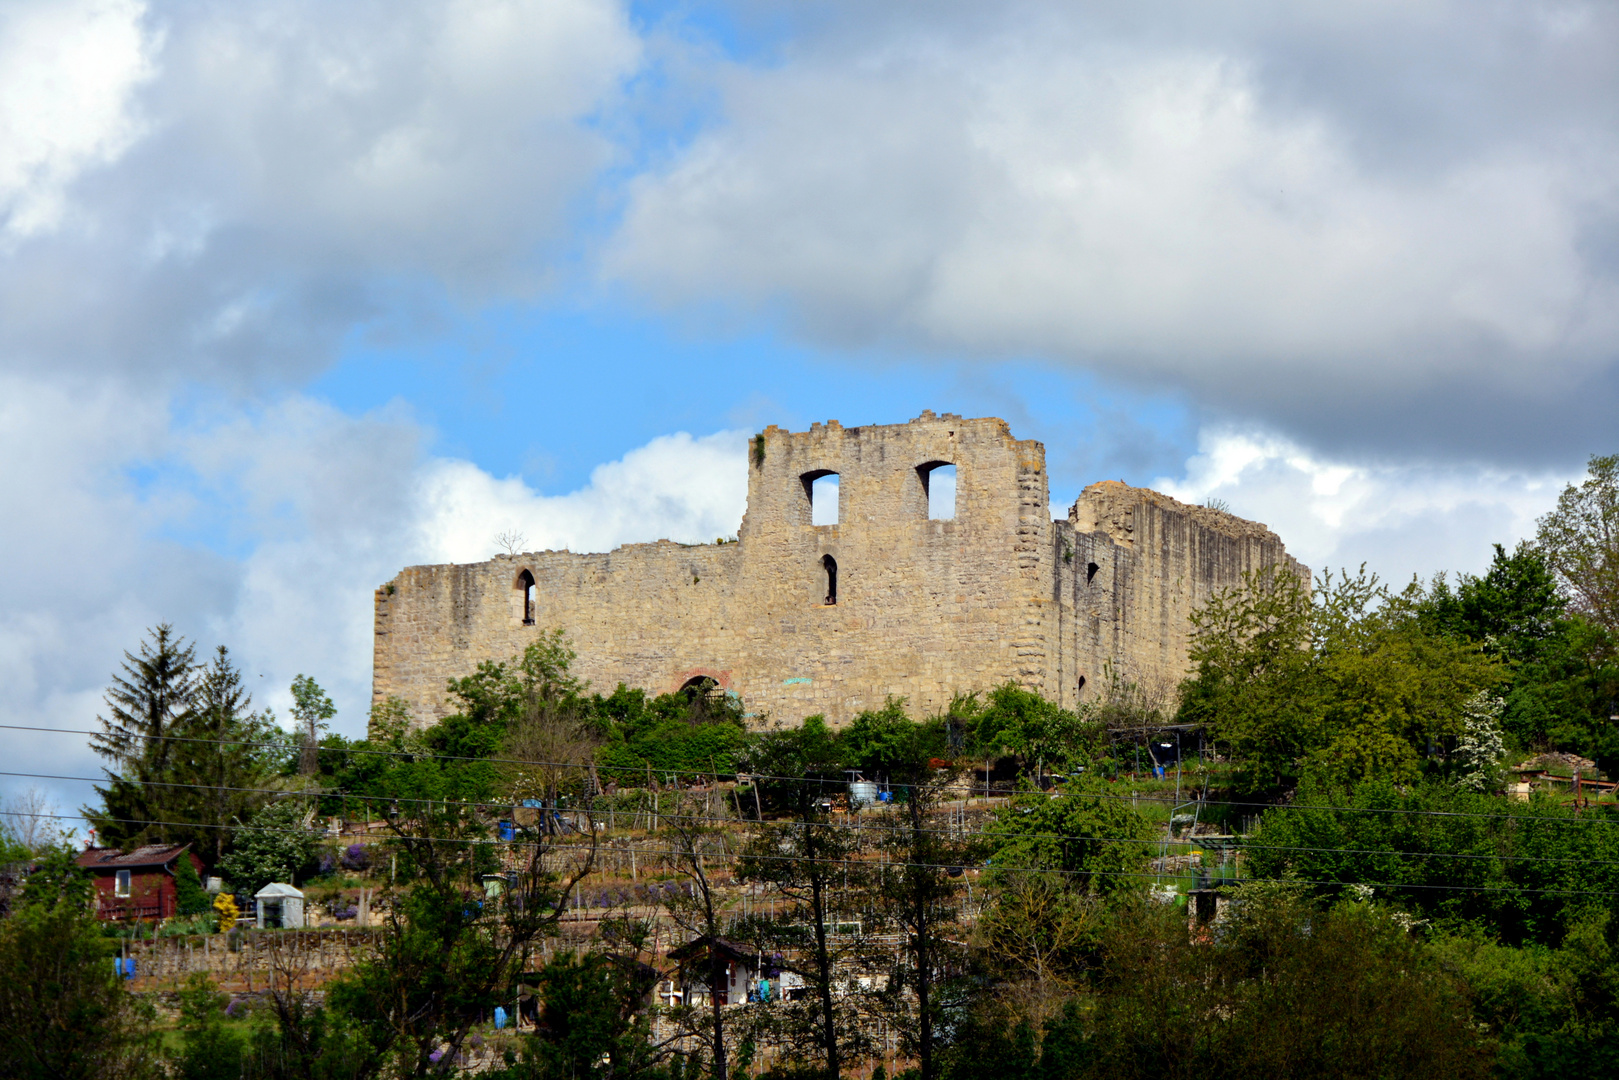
[{"xmin": 1068, "ymin": 480, "xmax": 1282, "ymax": 547}]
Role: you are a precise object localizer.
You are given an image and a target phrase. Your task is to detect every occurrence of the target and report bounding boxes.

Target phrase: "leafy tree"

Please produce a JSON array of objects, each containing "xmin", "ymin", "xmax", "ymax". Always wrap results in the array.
[
  {"xmin": 963, "ymin": 683, "xmax": 1099, "ymax": 781},
  {"xmin": 837, "ymin": 697, "xmax": 949, "ymax": 781},
  {"xmin": 0, "ymin": 847, "xmax": 162, "ymax": 1079},
  {"xmin": 1536, "ymin": 453, "xmax": 1619, "ymax": 636},
  {"xmin": 1061, "ymin": 891, "xmax": 1491, "ymax": 1080},
  {"xmin": 987, "ymin": 783, "xmax": 1152, "ymax": 894},
  {"xmin": 218, "ymin": 799, "xmax": 323, "ymax": 895},
  {"xmin": 312, "ymin": 797, "xmax": 597, "ymax": 1078},
  {"xmin": 173, "ymin": 973, "xmax": 246, "ymax": 1080},
  {"xmin": 1421, "ymin": 542, "xmax": 1619, "ymax": 753},
  {"xmin": 1180, "ymin": 566, "xmax": 1501, "ymax": 790},
  {"xmin": 504, "ymin": 945, "xmax": 667, "ymax": 1080},
  {"xmin": 1245, "ymin": 779, "xmax": 1619, "ymax": 946},
  {"xmin": 86, "ymin": 624, "xmax": 198, "ymax": 849},
  {"xmin": 292, "ymin": 675, "xmax": 337, "ymax": 777}
]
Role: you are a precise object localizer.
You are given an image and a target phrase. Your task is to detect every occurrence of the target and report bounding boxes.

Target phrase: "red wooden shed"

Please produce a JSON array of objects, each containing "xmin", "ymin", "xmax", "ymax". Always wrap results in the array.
[{"xmin": 76, "ymin": 844, "xmax": 203, "ymax": 921}]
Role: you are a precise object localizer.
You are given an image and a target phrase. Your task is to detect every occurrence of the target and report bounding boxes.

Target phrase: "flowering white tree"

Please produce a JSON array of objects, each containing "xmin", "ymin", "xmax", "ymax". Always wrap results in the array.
[{"xmin": 1455, "ymin": 692, "xmax": 1506, "ymax": 792}]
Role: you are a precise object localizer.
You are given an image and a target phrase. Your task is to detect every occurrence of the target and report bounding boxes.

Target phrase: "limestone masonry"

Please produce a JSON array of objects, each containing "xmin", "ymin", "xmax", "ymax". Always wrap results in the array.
[{"xmin": 373, "ymin": 413, "xmax": 1306, "ymax": 730}]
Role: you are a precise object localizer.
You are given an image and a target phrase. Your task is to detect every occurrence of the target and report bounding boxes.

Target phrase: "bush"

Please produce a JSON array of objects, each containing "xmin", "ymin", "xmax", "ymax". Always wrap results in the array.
[
  {"xmin": 174, "ymin": 856, "xmax": 211, "ymax": 916},
  {"xmin": 339, "ymin": 843, "xmax": 370, "ymax": 871}
]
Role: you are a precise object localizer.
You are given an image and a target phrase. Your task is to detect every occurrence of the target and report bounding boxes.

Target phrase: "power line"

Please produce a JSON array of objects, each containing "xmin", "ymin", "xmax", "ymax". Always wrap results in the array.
[
  {"xmin": 8, "ymin": 807, "xmax": 1616, "ymax": 899},
  {"xmin": 12, "ymin": 766, "xmax": 1619, "ymax": 873},
  {"xmin": 10, "ymin": 721, "xmax": 1619, "ymax": 830}
]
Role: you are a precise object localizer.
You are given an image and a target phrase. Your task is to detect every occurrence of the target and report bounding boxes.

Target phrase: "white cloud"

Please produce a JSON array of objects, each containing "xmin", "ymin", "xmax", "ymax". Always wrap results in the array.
[
  {"xmin": 417, "ymin": 429, "xmax": 750, "ymax": 561},
  {"xmin": 1155, "ymin": 427, "xmax": 1577, "ymax": 584},
  {"xmin": 0, "ymin": 381, "xmax": 747, "ymax": 817},
  {"xmin": 605, "ymin": 9, "xmax": 1619, "ymax": 460},
  {"xmin": 0, "ymin": 0, "xmax": 643, "ymax": 385},
  {"xmin": 0, "ymin": 0, "xmax": 155, "ymax": 239}
]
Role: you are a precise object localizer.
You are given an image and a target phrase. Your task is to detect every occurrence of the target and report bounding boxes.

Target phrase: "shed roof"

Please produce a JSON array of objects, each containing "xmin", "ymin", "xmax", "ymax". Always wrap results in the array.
[
  {"xmin": 254, "ymin": 882, "xmax": 305, "ymax": 899},
  {"xmin": 666, "ymin": 935, "xmax": 754, "ymax": 965},
  {"xmin": 76, "ymin": 844, "xmax": 191, "ymax": 871}
]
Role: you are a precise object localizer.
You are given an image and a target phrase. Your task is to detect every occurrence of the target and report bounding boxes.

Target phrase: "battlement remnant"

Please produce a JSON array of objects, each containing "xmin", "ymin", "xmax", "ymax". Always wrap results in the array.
[{"xmin": 373, "ymin": 414, "xmax": 1304, "ymax": 730}]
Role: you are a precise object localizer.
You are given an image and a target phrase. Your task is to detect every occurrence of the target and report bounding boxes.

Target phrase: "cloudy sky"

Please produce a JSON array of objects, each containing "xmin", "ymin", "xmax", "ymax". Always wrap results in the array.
[{"xmin": 3, "ymin": 0, "xmax": 1614, "ymax": 820}]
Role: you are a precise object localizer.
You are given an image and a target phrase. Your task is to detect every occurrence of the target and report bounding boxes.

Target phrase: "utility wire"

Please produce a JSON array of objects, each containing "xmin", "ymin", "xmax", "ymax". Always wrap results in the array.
[
  {"xmin": 10, "ymin": 722, "xmax": 1619, "ymax": 829},
  {"xmin": 9, "ymin": 767, "xmax": 1619, "ymax": 873},
  {"xmin": 7, "ymin": 807, "xmax": 1614, "ymax": 900},
  {"xmin": 12, "ymin": 757, "xmax": 1619, "ymax": 874}
]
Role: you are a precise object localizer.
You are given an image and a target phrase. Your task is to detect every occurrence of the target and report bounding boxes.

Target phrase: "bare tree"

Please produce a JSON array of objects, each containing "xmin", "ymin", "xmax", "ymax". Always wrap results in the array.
[
  {"xmin": 2, "ymin": 788, "xmax": 57, "ymax": 855},
  {"xmin": 495, "ymin": 529, "xmax": 528, "ymax": 557},
  {"xmin": 659, "ymin": 792, "xmax": 736, "ymax": 1080}
]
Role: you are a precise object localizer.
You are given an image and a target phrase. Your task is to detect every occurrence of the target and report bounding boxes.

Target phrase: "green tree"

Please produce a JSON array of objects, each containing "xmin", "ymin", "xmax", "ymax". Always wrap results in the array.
[
  {"xmin": 86, "ymin": 624, "xmax": 198, "ymax": 849},
  {"xmin": 1421, "ymin": 542, "xmax": 1619, "ymax": 753},
  {"xmin": 987, "ymin": 783, "xmax": 1152, "ymax": 894},
  {"xmin": 177, "ymin": 646, "xmax": 283, "ymax": 866},
  {"xmin": 319, "ymin": 798, "xmax": 597, "ymax": 1078},
  {"xmin": 217, "ymin": 799, "xmax": 323, "ymax": 895},
  {"xmin": 173, "ymin": 973, "xmax": 246, "ymax": 1080},
  {"xmin": 1065, "ymin": 891, "xmax": 1491, "ymax": 1080},
  {"xmin": 0, "ymin": 847, "xmax": 162, "ymax": 1079},
  {"xmin": 175, "ymin": 853, "xmax": 212, "ymax": 916},
  {"xmin": 965, "ymin": 683, "xmax": 1098, "ymax": 783},
  {"xmin": 292, "ymin": 675, "xmax": 337, "ymax": 777},
  {"xmin": 508, "ymin": 946, "xmax": 666, "ymax": 1080},
  {"xmin": 1180, "ymin": 567, "xmax": 1501, "ymax": 789},
  {"xmin": 1536, "ymin": 453, "xmax": 1619, "ymax": 636}
]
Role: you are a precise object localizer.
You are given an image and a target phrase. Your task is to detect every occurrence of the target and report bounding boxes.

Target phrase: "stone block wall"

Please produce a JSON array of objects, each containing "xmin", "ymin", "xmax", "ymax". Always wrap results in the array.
[{"xmin": 372, "ymin": 413, "xmax": 1304, "ymax": 730}]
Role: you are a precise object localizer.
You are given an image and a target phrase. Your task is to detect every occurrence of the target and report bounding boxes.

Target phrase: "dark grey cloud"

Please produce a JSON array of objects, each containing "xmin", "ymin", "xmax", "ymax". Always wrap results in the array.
[{"xmin": 607, "ymin": 0, "xmax": 1619, "ymax": 467}]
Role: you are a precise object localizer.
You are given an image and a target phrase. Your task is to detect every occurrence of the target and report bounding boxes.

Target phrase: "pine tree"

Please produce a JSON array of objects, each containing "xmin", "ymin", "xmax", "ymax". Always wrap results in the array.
[
  {"xmin": 85, "ymin": 625, "xmax": 198, "ymax": 850},
  {"xmin": 175, "ymin": 647, "xmax": 277, "ymax": 866}
]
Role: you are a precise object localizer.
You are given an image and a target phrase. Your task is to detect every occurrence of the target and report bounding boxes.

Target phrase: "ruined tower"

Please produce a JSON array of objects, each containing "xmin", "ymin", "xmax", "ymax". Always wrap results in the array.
[{"xmin": 372, "ymin": 413, "xmax": 1304, "ymax": 729}]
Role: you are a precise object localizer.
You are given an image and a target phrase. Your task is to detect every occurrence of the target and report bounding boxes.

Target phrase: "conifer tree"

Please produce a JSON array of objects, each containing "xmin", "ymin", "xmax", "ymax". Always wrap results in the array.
[
  {"xmin": 178, "ymin": 646, "xmax": 278, "ymax": 865},
  {"xmin": 85, "ymin": 625, "xmax": 198, "ymax": 850}
]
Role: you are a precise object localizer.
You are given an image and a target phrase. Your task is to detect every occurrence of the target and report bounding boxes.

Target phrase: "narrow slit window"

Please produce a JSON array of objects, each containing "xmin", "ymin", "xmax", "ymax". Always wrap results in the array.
[
  {"xmin": 516, "ymin": 569, "xmax": 536, "ymax": 625},
  {"xmin": 822, "ymin": 554, "xmax": 838, "ymax": 605},
  {"xmin": 810, "ymin": 473, "xmax": 840, "ymax": 525}
]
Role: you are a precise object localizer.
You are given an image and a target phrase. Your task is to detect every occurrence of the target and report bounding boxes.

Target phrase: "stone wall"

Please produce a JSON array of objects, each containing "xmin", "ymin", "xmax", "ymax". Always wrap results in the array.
[{"xmin": 372, "ymin": 413, "xmax": 1305, "ymax": 730}]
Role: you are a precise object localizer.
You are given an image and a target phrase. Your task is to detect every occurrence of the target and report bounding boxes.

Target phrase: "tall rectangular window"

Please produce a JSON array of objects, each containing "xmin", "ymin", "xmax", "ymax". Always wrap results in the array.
[
  {"xmin": 115, "ymin": 869, "xmax": 131, "ymax": 897},
  {"xmin": 927, "ymin": 464, "xmax": 956, "ymax": 519},
  {"xmin": 811, "ymin": 473, "xmax": 840, "ymax": 526}
]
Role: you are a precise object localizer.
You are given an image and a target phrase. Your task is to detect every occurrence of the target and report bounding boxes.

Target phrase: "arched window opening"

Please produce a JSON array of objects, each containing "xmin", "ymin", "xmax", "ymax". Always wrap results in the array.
[
  {"xmin": 516, "ymin": 569, "xmax": 536, "ymax": 625},
  {"xmin": 822, "ymin": 554, "xmax": 838, "ymax": 605},
  {"xmin": 680, "ymin": 675, "xmax": 719, "ymax": 700},
  {"xmin": 917, "ymin": 461, "xmax": 956, "ymax": 520},
  {"xmin": 1086, "ymin": 561, "xmax": 1099, "ymax": 584},
  {"xmin": 801, "ymin": 470, "xmax": 840, "ymax": 526},
  {"xmin": 1077, "ymin": 675, "xmax": 1087, "ymax": 693}
]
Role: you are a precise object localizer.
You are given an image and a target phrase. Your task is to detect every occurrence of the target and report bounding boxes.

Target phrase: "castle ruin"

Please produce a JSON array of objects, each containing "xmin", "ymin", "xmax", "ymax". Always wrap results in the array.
[{"xmin": 372, "ymin": 413, "xmax": 1305, "ymax": 729}]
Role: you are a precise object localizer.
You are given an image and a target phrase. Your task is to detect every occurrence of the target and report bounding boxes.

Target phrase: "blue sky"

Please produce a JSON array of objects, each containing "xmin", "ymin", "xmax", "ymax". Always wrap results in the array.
[
  {"xmin": 312, "ymin": 301, "xmax": 1196, "ymax": 504},
  {"xmin": 1, "ymin": 0, "xmax": 1614, "ymax": 824}
]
